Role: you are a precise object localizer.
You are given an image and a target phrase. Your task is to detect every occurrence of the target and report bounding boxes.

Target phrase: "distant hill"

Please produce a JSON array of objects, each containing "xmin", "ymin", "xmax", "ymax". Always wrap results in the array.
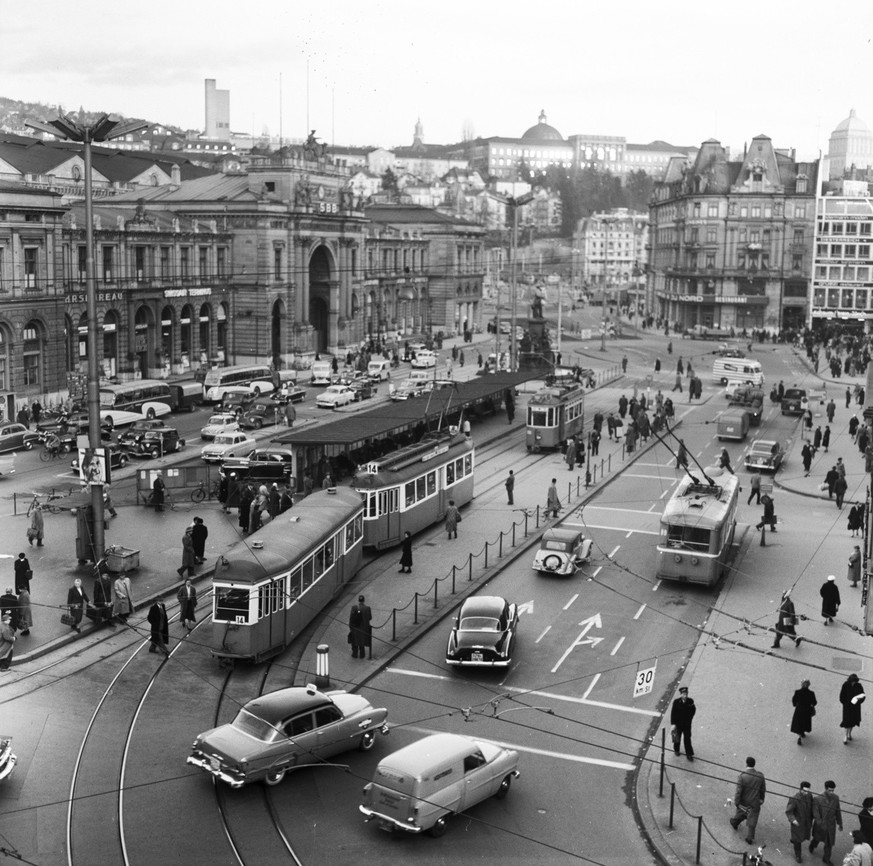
[{"xmin": 0, "ymin": 95, "xmax": 185, "ymax": 136}]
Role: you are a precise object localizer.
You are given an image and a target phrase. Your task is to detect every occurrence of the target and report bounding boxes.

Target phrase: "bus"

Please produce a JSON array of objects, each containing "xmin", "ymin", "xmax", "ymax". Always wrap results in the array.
[
  {"xmin": 656, "ymin": 467, "xmax": 739, "ymax": 586},
  {"xmin": 98, "ymin": 380, "xmax": 175, "ymax": 419},
  {"xmin": 211, "ymin": 488, "xmax": 364, "ymax": 665},
  {"xmin": 525, "ymin": 383, "xmax": 585, "ymax": 451},
  {"xmin": 353, "ymin": 432, "xmax": 475, "ymax": 549},
  {"xmin": 203, "ymin": 364, "xmax": 273, "ymax": 402}
]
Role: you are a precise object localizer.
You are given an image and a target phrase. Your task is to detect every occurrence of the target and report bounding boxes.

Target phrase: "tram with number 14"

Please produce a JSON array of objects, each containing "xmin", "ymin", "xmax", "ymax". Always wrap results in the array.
[
  {"xmin": 656, "ymin": 466, "xmax": 739, "ymax": 586},
  {"xmin": 353, "ymin": 431, "xmax": 474, "ymax": 549},
  {"xmin": 525, "ymin": 383, "xmax": 585, "ymax": 451},
  {"xmin": 211, "ymin": 487, "xmax": 364, "ymax": 665}
]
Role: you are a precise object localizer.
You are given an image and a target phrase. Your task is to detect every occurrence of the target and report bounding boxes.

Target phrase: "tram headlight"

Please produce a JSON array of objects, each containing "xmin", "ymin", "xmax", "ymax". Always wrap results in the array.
[
  {"xmin": 690, "ymin": 557, "xmax": 699, "ymax": 566},
  {"xmin": 674, "ymin": 554, "xmax": 682, "ymax": 563}
]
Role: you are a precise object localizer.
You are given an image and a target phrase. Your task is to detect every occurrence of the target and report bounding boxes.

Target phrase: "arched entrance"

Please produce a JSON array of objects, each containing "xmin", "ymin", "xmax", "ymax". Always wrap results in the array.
[
  {"xmin": 102, "ymin": 310, "xmax": 119, "ymax": 379},
  {"xmin": 271, "ymin": 298, "xmax": 286, "ymax": 367},
  {"xmin": 160, "ymin": 305, "xmax": 174, "ymax": 371},
  {"xmin": 308, "ymin": 246, "xmax": 333, "ymax": 352},
  {"xmin": 198, "ymin": 303, "xmax": 211, "ymax": 366},
  {"xmin": 134, "ymin": 306, "xmax": 155, "ymax": 377},
  {"xmin": 180, "ymin": 304, "xmax": 195, "ymax": 369}
]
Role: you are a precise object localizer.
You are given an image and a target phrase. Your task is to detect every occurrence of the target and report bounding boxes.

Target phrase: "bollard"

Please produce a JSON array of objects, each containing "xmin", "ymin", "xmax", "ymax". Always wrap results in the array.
[
  {"xmin": 659, "ymin": 728, "xmax": 666, "ymax": 797},
  {"xmin": 433, "ymin": 579, "xmax": 438, "ymax": 608},
  {"xmin": 524, "ymin": 510, "xmax": 529, "ymax": 537},
  {"xmin": 413, "ymin": 592, "xmax": 419, "ymax": 624},
  {"xmin": 468, "ymin": 553, "xmax": 473, "ymax": 582},
  {"xmin": 760, "ymin": 523, "xmax": 766, "ymax": 546},
  {"xmin": 484, "ymin": 540, "xmax": 489, "ymax": 570},
  {"xmin": 695, "ymin": 815, "xmax": 702, "ymax": 864},
  {"xmin": 512, "ymin": 522, "xmax": 516, "ymax": 547},
  {"xmin": 536, "ymin": 504, "xmax": 540, "ymax": 528},
  {"xmin": 452, "ymin": 565, "xmax": 457, "ymax": 594},
  {"xmin": 669, "ymin": 782, "xmax": 676, "ymax": 830},
  {"xmin": 315, "ymin": 643, "xmax": 330, "ymax": 688},
  {"xmin": 499, "ymin": 532, "xmax": 503, "ymax": 558},
  {"xmin": 391, "ymin": 609, "xmax": 397, "ymax": 641}
]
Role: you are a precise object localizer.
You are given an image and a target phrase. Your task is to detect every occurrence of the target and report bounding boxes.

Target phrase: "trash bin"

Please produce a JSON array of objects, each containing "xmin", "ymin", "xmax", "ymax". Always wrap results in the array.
[{"xmin": 105, "ymin": 545, "xmax": 140, "ymax": 574}]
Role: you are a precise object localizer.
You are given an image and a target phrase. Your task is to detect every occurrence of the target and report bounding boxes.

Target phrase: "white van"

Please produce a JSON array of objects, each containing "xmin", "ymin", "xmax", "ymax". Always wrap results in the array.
[
  {"xmin": 311, "ymin": 361, "xmax": 332, "ymax": 385},
  {"xmin": 360, "ymin": 733, "xmax": 520, "ymax": 836},
  {"xmin": 367, "ymin": 359, "xmax": 392, "ymax": 382},
  {"xmin": 712, "ymin": 357, "xmax": 764, "ymax": 387}
]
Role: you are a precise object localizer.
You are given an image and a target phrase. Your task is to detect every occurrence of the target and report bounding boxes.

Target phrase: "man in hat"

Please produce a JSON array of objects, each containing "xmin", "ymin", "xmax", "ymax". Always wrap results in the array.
[
  {"xmin": 348, "ymin": 595, "xmax": 372, "ymax": 660},
  {"xmin": 670, "ymin": 685, "xmax": 696, "ymax": 761},
  {"xmin": 785, "ymin": 781, "xmax": 814, "ymax": 863},
  {"xmin": 810, "ymin": 781, "xmax": 843, "ymax": 866},
  {"xmin": 820, "ymin": 575, "xmax": 841, "ymax": 625}
]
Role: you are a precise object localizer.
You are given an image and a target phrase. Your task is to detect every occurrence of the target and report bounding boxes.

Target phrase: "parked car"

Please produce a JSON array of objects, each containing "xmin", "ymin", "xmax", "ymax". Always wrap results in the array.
[
  {"xmin": 411, "ymin": 350, "xmax": 437, "ymax": 369},
  {"xmin": 349, "ymin": 380, "xmax": 376, "ymax": 401},
  {"xmin": 187, "ymin": 685, "xmax": 389, "ymax": 788},
  {"xmin": 36, "ymin": 411, "xmax": 91, "ymax": 436},
  {"xmin": 0, "ymin": 735, "xmax": 16, "ymax": 782},
  {"xmin": 0, "ymin": 423, "xmax": 39, "ymax": 454},
  {"xmin": 391, "ymin": 379, "xmax": 428, "ymax": 401},
  {"xmin": 200, "ymin": 413, "xmax": 240, "ymax": 440},
  {"xmin": 117, "ymin": 419, "xmax": 170, "ymax": 447},
  {"xmin": 239, "ymin": 399, "xmax": 284, "ymax": 429},
  {"xmin": 278, "ymin": 384, "xmax": 307, "ymax": 404},
  {"xmin": 317, "ymin": 385, "xmax": 355, "ymax": 409},
  {"xmin": 532, "ymin": 528, "xmax": 593, "ymax": 575},
  {"xmin": 221, "ymin": 448, "xmax": 295, "ymax": 482},
  {"xmin": 200, "ymin": 431, "xmax": 258, "ymax": 463},
  {"xmin": 445, "ymin": 595, "xmax": 519, "ymax": 668},
  {"xmin": 744, "ymin": 439, "xmax": 785, "ymax": 473},
  {"xmin": 0, "ymin": 454, "xmax": 15, "ymax": 478},
  {"xmin": 715, "ymin": 342, "xmax": 746, "ymax": 358},
  {"xmin": 71, "ymin": 443, "xmax": 130, "ymax": 474},
  {"xmin": 124, "ymin": 427, "xmax": 185, "ymax": 459},
  {"xmin": 360, "ymin": 733, "xmax": 519, "ymax": 836},
  {"xmin": 219, "ymin": 388, "xmax": 257, "ymax": 416},
  {"xmin": 781, "ymin": 387, "xmax": 807, "ymax": 416}
]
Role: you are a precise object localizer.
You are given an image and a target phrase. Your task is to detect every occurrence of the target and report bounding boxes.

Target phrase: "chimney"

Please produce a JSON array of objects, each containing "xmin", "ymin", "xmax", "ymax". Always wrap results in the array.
[{"xmin": 171, "ymin": 164, "xmax": 181, "ymax": 187}]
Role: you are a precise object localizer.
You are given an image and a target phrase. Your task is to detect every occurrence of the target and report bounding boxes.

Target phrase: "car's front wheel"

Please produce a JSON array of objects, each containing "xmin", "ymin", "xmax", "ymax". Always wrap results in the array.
[
  {"xmin": 496, "ymin": 774, "xmax": 513, "ymax": 799},
  {"xmin": 359, "ymin": 730, "xmax": 377, "ymax": 751},
  {"xmin": 427, "ymin": 816, "xmax": 448, "ymax": 837},
  {"xmin": 264, "ymin": 766, "xmax": 286, "ymax": 786}
]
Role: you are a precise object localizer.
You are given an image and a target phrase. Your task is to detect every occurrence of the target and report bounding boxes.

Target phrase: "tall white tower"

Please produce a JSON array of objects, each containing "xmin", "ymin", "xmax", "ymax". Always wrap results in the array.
[{"xmin": 204, "ymin": 79, "xmax": 230, "ymax": 141}]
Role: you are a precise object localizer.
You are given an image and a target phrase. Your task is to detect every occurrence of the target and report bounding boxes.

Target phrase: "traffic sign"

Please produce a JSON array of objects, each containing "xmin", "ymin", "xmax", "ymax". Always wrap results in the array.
[{"xmin": 633, "ymin": 661, "xmax": 657, "ymax": 698}]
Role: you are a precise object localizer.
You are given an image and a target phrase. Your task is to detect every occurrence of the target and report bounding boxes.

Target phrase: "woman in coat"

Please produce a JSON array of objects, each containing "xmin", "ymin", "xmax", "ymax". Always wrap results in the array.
[
  {"xmin": 848, "ymin": 505, "xmax": 863, "ymax": 536},
  {"xmin": 0, "ymin": 613, "xmax": 15, "ymax": 671},
  {"xmin": 840, "ymin": 673, "xmax": 865, "ymax": 743},
  {"xmin": 791, "ymin": 679, "xmax": 817, "ymax": 745},
  {"xmin": 13, "ymin": 553, "xmax": 31, "ymax": 594},
  {"xmin": 16, "ymin": 588, "xmax": 32, "ymax": 636},
  {"xmin": 177, "ymin": 528, "xmax": 196, "ymax": 578},
  {"xmin": 66, "ymin": 578, "xmax": 89, "ymax": 634},
  {"xmin": 28, "ymin": 504, "xmax": 44, "ymax": 547},
  {"xmin": 772, "ymin": 589, "xmax": 800, "ymax": 648},
  {"xmin": 445, "ymin": 500, "xmax": 460, "ymax": 539},
  {"xmin": 177, "ymin": 579, "xmax": 198, "ymax": 630},
  {"xmin": 112, "ymin": 575, "xmax": 133, "ymax": 623},
  {"xmin": 398, "ymin": 531, "xmax": 413, "ymax": 574},
  {"xmin": 820, "ymin": 575, "xmax": 841, "ymax": 624}
]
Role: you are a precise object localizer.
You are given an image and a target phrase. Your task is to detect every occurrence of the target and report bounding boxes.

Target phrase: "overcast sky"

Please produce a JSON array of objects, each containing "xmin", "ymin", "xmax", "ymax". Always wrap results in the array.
[{"xmin": 4, "ymin": 0, "xmax": 872, "ymax": 161}]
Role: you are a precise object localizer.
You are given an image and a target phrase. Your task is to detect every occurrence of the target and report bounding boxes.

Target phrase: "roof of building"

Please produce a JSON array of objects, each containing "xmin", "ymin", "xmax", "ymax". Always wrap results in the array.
[
  {"xmin": 112, "ymin": 173, "xmax": 264, "ymax": 204},
  {"xmin": 364, "ymin": 202, "xmax": 478, "ymax": 227},
  {"xmin": 833, "ymin": 108, "xmax": 871, "ymax": 135},
  {"xmin": 521, "ymin": 110, "xmax": 564, "ymax": 143}
]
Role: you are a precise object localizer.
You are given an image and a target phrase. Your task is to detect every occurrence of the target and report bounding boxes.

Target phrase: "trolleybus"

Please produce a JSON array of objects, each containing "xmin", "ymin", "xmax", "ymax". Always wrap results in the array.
[
  {"xmin": 525, "ymin": 383, "xmax": 585, "ymax": 451},
  {"xmin": 211, "ymin": 487, "xmax": 364, "ymax": 665},
  {"xmin": 98, "ymin": 380, "xmax": 175, "ymax": 421},
  {"xmin": 656, "ymin": 466, "xmax": 739, "ymax": 586},
  {"xmin": 352, "ymin": 432, "xmax": 474, "ymax": 550},
  {"xmin": 203, "ymin": 364, "xmax": 273, "ymax": 402}
]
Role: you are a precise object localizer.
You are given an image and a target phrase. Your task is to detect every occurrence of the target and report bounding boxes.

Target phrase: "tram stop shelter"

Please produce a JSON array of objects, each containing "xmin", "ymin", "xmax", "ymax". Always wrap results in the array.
[{"xmin": 275, "ymin": 371, "xmax": 538, "ymax": 489}]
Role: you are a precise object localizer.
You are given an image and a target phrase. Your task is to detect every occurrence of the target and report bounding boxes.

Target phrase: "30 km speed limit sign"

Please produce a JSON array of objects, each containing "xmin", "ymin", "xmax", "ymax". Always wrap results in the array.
[{"xmin": 633, "ymin": 662, "xmax": 657, "ymax": 698}]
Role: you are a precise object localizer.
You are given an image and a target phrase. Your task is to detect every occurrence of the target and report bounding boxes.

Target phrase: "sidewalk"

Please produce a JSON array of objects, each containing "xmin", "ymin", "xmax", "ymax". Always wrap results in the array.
[{"xmin": 635, "ymin": 356, "xmax": 873, "ymax": 866}]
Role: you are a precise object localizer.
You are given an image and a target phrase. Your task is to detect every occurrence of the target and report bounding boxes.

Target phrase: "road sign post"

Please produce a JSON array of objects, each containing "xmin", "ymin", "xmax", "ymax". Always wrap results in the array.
[{"xmin": 633, "ymin": 661, "xmax": 657, "ymax": 699}]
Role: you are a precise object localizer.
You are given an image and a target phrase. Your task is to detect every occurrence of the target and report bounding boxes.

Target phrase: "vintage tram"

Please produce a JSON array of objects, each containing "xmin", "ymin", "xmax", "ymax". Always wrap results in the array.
[
  {"xmin": 211, "ymin": 487, "xmax": 364, "ymax": 665},
  {"xmin": 352, "ymin": 432, "xmax": 475, "ymax": 550},
  {"xmin": 525, "ymin": 383, "xmax": 585, "ymax": 451},
  {"xmin": 656, "ymin": 466, "xmax": 739, "ymax": 586}
]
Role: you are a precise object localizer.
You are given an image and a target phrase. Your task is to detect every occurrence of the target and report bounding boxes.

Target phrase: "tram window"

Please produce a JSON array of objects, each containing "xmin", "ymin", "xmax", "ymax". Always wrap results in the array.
[
  {"xmin": 215, "ymin": 587, "xmax": 250, "ymax": 623},
  {"xmin": 464, "ymin": 455, "xmax": 472, "ymax": 475},
  {"xmin": 446, "ymin": 462, "xmax": 455, "ymax": 485},
  {"xmin": 455, "ymin": 458, "xmax": 463, "ymax": 478},
  {"xmin": 314, "ymin": 547, "xmax": 326, "ymax": 578},
  {"xmin": 288, "ymin": 567, "xmax": 302, "ymax": 601},
  {"xmin": 379, "ymin": 490, "xmax": 393, "ymax": 515},
  {"xmin": 345, "ymin": 522, "xmax": 354, "ymax": 549},
  {"xmin": 416, "ymin": 476, "xmax": 426, "ymax": 499},
  {"xmin": 353, "ymin": 513, "xmax": 363, "ymax": 542},
  {"xmin": 366, "ymin": 492, "xmax": 377, "ymax": 518},
  {"xmin": 529, "ymin": 408, "xmax": 548, "ymax": 426},
  {"xmin": 258, "ymin": 578, "xmax": 284, "ymax": 618},
  {"xmin": 389, "ymin": 488, "xmax": 399, "ymax": 512},
  {"xmin": 426, "ymin": 471, "xmax": 436, "ymax": 496},
  {"xmin": 324, "ymin": 538, "xmax": 335, "ymax": 569},
  {"xmin": 300, "ymin": 559, "xmax": 315, "ymax": 592},
  {"xmin": 405, "ymin": 481, "xmax": 415, "ymax": 507}
]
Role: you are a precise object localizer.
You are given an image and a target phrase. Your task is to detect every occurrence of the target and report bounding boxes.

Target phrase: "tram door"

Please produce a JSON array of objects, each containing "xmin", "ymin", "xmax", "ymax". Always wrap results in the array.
[{"xmin": 383, "ymin": 489, "xmax": 401, "ymax": 545}]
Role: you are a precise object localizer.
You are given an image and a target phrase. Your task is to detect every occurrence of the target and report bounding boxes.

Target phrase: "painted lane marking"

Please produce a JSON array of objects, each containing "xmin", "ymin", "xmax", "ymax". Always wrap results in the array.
[
  {"xmin": 652, "ymin": 580, "xmax": 662, "ymax": 592},
  {"xmin": 633, "ymin": 604, "xmax": 647, "ymax": 620},
  {"xmin": 573, "ymin": 523, "xmax": 660, "ymax": 536},
  {"xmin": 404, "ymin": 725, "xmax": 635, "ymax": 771},
  {"xmin": 563, "ymin": 594, "xmax": 579, "ymax": 610},
  {"xmin": 384, "ymin": 669, "xmax": 661, "ymax": 717},
  {"xmin": 536, "ymin": 625, "xmax": 551, "ymax": 643},
  {"xmin": 622, "ymin": 473, "xmax": 683, "ymax": 480},
  {"xmin": 551, "ymin": 614, "xmax": 603, "ymax": 673},
  {"xmin": 582, "ymin": 505, "xmax": 663, "ymax": 515},
  {"xmin": 583, "ymin": 673, "xmax": 601, "ymax": 699},
  {"xmin": 608, "ymin": 545, "xmax": 620, "ymax": 558},
  {"xmin": 610, "ymin": 637, "xmax": 625, "ymax": 656}
]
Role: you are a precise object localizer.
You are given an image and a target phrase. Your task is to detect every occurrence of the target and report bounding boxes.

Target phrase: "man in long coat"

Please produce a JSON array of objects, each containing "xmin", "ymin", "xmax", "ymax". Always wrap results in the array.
[
  {"xmin": 348, "ymin": 595, "xmax": 372, "ymax": 659},
  {"xmin": 785, "ymin": 781, "xmax": 814, "ymax": 863},
  {"xmin": 810, "ymin": 782, "xmax": 843, "ymax": 864},
  {"xmin": 147, "ymin": 599, "xmax": 169, "ymax": 654},
  {"xmin": 820, "ymin": 575, "xmax": 841, "ymax": 624}
]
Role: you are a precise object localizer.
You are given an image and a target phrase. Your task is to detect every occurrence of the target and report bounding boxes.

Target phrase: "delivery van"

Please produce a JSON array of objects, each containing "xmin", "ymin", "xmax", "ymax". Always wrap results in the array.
[
  {"xmin": 311, "ymin": 361, "xmax": 332, "ymax": 385},
  {"xmin": 716, "ymin": 408, "xmax": 750, "ymax": 441},
  {"xmin": 360, "ymin": 733, "xmax": 520, "ymax": 837},
  {"xmin": 367, "ymin": 359, "xmax": 392, "ymax": 382},
  {"xmin": 712, "ymin": 357, "xmax": 764, "ymax": 387}
]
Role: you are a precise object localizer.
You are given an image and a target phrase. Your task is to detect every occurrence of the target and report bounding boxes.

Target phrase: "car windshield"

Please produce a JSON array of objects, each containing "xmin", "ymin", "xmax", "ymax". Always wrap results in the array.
[
  {"xmin": 542, "ymin": 540, "xmax": 571, "ymax": 552},
  {"xmin": 214, "ymin": 435, "xmax": 235, "ymax": 445},
  {"xmin": 232, "ymin": 709, "xmax": 278, "ymax": 741},
  {"xmin": 460, "ymin": 616, "xmax": 499, "ymax": 631},
  {"xmin": 208, "ymin": 416, "xmax": 230, "ymax": 424}
]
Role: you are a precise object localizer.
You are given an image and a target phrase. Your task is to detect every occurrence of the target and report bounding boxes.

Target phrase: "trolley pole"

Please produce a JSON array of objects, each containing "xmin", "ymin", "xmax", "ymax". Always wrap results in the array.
[{"xmin": 862, "ymin": 364, "xmax": 873, "ymax": 634}]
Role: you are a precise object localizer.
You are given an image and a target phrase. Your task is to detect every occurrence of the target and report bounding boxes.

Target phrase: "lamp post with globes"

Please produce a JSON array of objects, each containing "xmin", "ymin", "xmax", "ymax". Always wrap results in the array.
[{"xmin": 25, "ymin": 113, "xmax": 148, "ymax": 562}]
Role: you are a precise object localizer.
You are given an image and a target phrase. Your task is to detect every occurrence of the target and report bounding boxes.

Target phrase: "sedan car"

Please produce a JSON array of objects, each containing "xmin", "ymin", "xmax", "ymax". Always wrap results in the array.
[
  {"xmin": 316, "ymin": 385, "xmax": 355, "ymax": 409},
  {"xmin": 201, "ymin": 431, "xmax": 258, "ymax": 463},
  {"xmin": 0, "ymin": 423, "xmax": 39, "ymax": 454},
  {"xmin": 239, "ymin": 399, "xmax": 283, "ymax": 429},
  {"xmin": 187, "ymin": 685, "xmax": 389, "ymax": 788},
  {"xmin": 744, "ymin": 439, "xmax": 785, "ymax": 473},
  {"xmin": 200, "ymin": 413, "xmax": 240, "ymax": 440},
  {"xmin": 221, "ymin": 448, "xmax": 295, "ymax": 482},
  {"xmin": 124, "ymin": 427, "xmax": 185, "ymax": 459},
  {"xmin": 532, "ymin": 528, "xmax": 593, "ymax": 575},
  {"xmin": 390, "ymin": 379, "xmax": 428, "ymax": 401},
  {"xmin": 118, "ymin": 419, "xmax": 170, "ymax": 447},
  {"xmin": 278, "ymin": 384, "xmax": 307, "ymax": 404},
  {"xmin": 0, "ymin": 735, "xmax": 16, "ymax": 782},
  {"xmin": 36, "ymin": 411, "xmax": 91, "ymax": 436},
  {"xmin": 71, "ymin": 443, "xmax": 130, "ymax": 474},
  {"xmin": 446, "ymin": 595, "xmax": 519, "ymax": 668},
  {"xmin": 411, "ymin": 350, "xmax": 437, "ymax": 369}
]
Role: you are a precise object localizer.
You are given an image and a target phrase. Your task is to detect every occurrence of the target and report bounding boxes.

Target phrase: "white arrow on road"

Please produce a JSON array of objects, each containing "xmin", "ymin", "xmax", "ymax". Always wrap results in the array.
[
  {"xmin": 518, "ymin": 601, "xmax": 534, "ymax": 616},
  {"xmin": 551, "ymin": 613, "xmax": 604, "ymax": 673}
]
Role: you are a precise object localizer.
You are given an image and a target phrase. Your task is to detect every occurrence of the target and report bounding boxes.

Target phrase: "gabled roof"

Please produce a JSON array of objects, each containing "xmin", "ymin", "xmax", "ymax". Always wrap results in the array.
[
  {"xmin": 112, "ymin": 173, "xmax": 266, "ymax": 204},
  {"xmin": 364, "ymin": 202, "xmax": 477, "ymax": 227}
]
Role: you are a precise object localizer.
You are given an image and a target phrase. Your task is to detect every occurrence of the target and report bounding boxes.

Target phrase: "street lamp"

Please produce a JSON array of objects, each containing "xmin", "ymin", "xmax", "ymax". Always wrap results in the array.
[{"xmin": 25, "ymin": 113, "xmax": 148, "ymax": 563}]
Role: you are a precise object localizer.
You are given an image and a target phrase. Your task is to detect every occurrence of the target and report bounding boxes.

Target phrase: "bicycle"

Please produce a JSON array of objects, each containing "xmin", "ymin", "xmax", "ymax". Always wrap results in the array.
[
  {"xmin": 27, "ymin": 493, "xmax": 65, "ymax": 515},
  {"xmin": 37, "ymin": 432, "xmax": 71, "ymax": 463},
  {"xmin": 144, "ymin": 490, "xmax": 179, "ymax": 511},
  {"xmin": 190, "ymin": 479, "xmax": 222, "ymax": 504}
]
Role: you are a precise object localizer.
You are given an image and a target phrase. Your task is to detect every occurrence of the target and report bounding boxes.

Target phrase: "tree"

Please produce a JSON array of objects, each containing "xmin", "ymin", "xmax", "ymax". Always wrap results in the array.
[{"xmin": 381, "ymin": 168, "xmax": 399, "ymax": 198}]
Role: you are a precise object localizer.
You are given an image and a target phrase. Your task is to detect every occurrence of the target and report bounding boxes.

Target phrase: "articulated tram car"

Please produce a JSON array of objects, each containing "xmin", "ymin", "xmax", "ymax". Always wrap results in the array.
[
  {"xmin": 353, "ymin": 432, "xmax": 474, "ymax": 550},
  {"xmin": 525, "ymin": 383, "xmax": 585, "ymax": 451},
  {"xmin": 656, "ymin": 467, "xmax": 739, "ymax": 586},
  {"xmin": 211, "ymin": 488, "xmax": 364, "ymax": 665}
]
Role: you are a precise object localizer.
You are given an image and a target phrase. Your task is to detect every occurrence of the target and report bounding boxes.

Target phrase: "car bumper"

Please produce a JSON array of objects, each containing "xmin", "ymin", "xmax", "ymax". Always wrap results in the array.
[
  {"xmin": 186, "ymin": 754, "xmax": 246, "ymax": 788},
  {"xmin": 359, "ymin": 806, "xmax": 424, "ymax": 833},
  {"xmin": 446, "ymin": 656, "xmax": 511, "ymax": 667}
]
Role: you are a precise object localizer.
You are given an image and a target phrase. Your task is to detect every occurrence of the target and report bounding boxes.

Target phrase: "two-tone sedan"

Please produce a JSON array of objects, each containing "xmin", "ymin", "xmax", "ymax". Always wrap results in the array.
[
  {"xmin": 200, "ymin": 431, "xmax": 257, "ymax": 463},
  {"xmin": 316, "ymin": 385, "xmax": 355, "ymax": 409},
  {"xmin": 744, "ymin": 439, "xmax": 785, "ymax": 473},
  {"xmin": 187, "ymin": 685, "xmax": 389, "ymax": 788},
  {"xmin": 200, "ymin": 413, "xmax": 240, "ymax": 440},
  {"xmin": 0, "ymin": 423, "xmax": 39, "ymax": 453},
  {"xmin": 532, "ymin": 527, "xmax": 593, "ymax": 575},
  {"xmin": 446, "ymin": 595, "xmax": 519, "ymax": 668}
]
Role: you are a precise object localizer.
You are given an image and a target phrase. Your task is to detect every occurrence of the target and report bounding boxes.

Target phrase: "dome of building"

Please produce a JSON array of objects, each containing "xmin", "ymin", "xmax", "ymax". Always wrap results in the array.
[
  {"xmin": 827, "ymin": 108, "xmax": 873, "ymax": 179},
  {"xmin": 521, "ymin": 109, "xmax": 564, "ymax": 142},
  {"xmin": 833, "ymin": 108, "xmax": 871, "ymax": 134}
]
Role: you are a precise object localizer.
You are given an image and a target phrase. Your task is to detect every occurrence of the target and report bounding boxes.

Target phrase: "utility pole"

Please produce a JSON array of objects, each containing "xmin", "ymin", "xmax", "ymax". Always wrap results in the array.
[{"xmin": 863, "ymin": 363, "xmax": 873, "ymax": 634}]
